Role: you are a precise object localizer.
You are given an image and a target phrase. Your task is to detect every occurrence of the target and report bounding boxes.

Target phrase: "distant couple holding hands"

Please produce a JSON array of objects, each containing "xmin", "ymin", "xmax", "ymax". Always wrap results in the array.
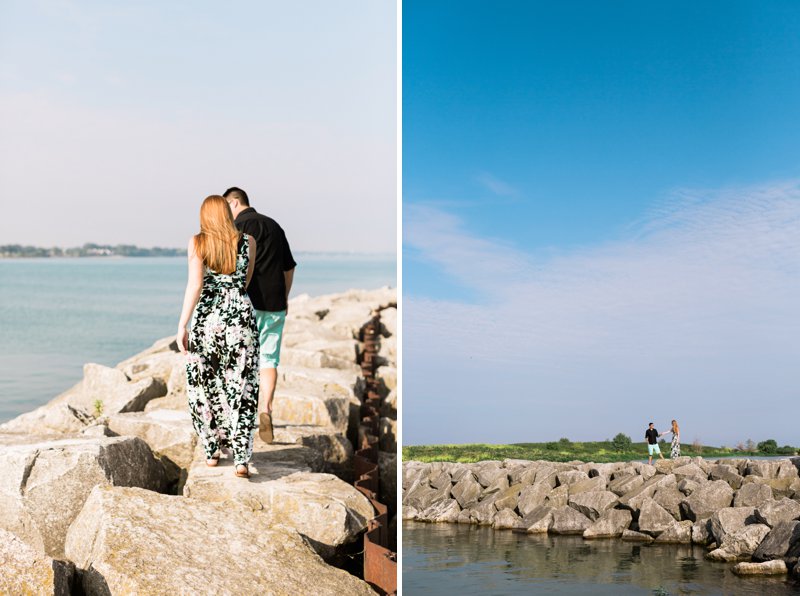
[
  {"xmin": 176, "ymin": 188, "xmax": 296, "ymax": 479},
  {"xmin": 645, "ymin": 420, "xmax": 681, "ymax": 464}
]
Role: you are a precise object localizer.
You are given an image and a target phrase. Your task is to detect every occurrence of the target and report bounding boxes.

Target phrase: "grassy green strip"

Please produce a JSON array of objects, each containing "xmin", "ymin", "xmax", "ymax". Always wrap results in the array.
[{"xmin": 401, "ymin": 441, "xmax": 785, "ymax": 464}]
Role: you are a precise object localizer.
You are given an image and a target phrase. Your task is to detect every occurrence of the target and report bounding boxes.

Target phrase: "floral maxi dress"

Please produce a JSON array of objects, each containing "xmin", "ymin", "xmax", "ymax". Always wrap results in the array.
[
  {"xmin": 186, "ymin": 235, "xmax": 260, "ymax": 465},
  {"xmin": 670, "ymin": 432, "xmax": 680, "ymax": 459}
]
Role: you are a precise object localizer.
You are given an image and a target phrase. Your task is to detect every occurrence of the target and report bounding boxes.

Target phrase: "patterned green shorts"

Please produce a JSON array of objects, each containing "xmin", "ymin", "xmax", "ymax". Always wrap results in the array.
[{"xmin": 254, "ymin": 309, "xmax": 286, "ymax": 368}]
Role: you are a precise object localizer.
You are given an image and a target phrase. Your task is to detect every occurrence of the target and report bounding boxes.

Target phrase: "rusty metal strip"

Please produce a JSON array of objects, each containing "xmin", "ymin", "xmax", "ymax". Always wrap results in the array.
[{"xmin": 352, "ymin": 310, "xmax": 397, "ymax": 595}]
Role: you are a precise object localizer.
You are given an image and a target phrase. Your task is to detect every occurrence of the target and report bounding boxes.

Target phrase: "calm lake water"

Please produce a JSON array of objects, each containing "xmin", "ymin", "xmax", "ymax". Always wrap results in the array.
[
  {"xmin": 0, "ymin": 254, "xmax": 395, "ymax": 422},
  {"xmin": 403, "ymin": 521, "xmax": 800, "ymax": 595}
]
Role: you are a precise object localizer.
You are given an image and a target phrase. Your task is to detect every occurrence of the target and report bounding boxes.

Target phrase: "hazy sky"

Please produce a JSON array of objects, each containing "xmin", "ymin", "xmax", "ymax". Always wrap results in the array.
[
  {"xmin": 0, "ymin": 1, "xmax": 396, "ymax": 252},
  {"xmin": 404, "ymin": 1, "xmax": 800, "ymax": 446}
]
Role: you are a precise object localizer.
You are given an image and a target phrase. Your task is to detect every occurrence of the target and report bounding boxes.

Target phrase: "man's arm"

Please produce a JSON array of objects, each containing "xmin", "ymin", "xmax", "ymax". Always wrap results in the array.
[{"xmin": 284, "ymin": 267, "xmax": 295, "ymax": 313}]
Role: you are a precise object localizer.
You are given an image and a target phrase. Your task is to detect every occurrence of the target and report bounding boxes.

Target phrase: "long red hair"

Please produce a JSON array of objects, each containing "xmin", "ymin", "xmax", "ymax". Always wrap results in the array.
[{"xmin": 194, "ymin": 195, "xmax": 240, "ymax": 274}]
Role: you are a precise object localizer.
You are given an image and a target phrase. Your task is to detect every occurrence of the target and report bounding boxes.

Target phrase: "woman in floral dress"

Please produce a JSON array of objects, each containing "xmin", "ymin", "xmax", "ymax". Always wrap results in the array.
[
  {"xmin": 176, "ymin": 195, "xmax": 260, "ymax": 478},
  {"xmin": 661, "ymin": 419, "xmax": 681, "ymax": 459}
]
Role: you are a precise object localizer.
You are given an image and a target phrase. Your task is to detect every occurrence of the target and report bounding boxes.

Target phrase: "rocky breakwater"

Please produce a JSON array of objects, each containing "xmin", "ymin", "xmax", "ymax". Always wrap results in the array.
[
  {"xmin": 403, "ymin": 456, "xmax": 800, "ymax": 579},
  {"xmin": 0, "ymin": 287, "xmax": 396, "ymax": 595}
]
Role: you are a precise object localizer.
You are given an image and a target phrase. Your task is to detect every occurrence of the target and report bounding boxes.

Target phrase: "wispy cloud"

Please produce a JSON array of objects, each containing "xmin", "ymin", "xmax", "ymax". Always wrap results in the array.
[
  {"xmin": 475, "ymin": 171, "xmax": 520, "ymax": 198},
  {"xmin": 404, "ymin": 182, "xmax": 800, "ymax": 445}
]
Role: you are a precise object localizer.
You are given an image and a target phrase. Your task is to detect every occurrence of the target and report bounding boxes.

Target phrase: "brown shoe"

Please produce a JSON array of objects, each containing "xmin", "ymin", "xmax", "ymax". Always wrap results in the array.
[
  {"xmin": 234, "ymin": 464, "xmax": 250, "ymax": 479},
  {"xmin": 259, "ymin": 413, "xmax": 274, "ymax": 444}
]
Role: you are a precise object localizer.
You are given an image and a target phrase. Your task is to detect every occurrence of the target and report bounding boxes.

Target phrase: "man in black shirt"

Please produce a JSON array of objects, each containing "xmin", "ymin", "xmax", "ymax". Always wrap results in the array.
[
  {"xmin": 645, "ymin": 422, "xmax": 664, "ymax": 465},
  {"xmin": 225, "ymin": 187, "xmax": 297, "ymax": 444}
]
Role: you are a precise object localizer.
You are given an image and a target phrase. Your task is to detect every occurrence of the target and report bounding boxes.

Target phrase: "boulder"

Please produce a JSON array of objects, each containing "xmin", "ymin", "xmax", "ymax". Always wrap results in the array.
[
  {"xmin": 73, "ymin": 363, "xmax": 167, "ymax": 414},
  {"xmin": 706, "ymin": 524, "xmax": 771, "ymax": 562},
  {"xmin": 274, "ymin": 425, "xmax": 352, "ymax": 478},
  {"xmin": 677, "ymin": 478, "xmax": 700, "ymax": 496},
  {"xmin": 545, "ymin": 485, "xmax": 569, "ymax": 508},
  {"xmin": 183, "ymin": 453, "xmax": 373, "ymax": 560},
  {"xmin": 0, "ymin": 528, "xmax": 75, "ymax": 595},
  {"xmin": 272, "ymin": 387, "xmax": 351, "ymax": 435},
  {"xmin": 709, "ymin": 507, "xmax": 756, "ymax": 545},
  {"xmin": 550, "ymin": 505, "xmax": 592, "ymax": 534},
  {"xmin": 752, "ymin": 520, "xmax": 800, "ymax": 562},
  {"xmin": 734, "ymin": 482, "xmax": 773, "ymax": 507},
  {"xmin": 680, "ymin": 480, "xmax": 734, "ymax": 521},
  {"xmin": 608, "ymin": 474, "xmax": 643, "ymax": 497},
  {"xmin": 451, "ymin": 473, "xmax": 482, "ymax": 509},
  {"xmin": 568, "ymin": 476, "xmax": 606, "ymax": 495},
  {"xmin": 621, "ymin": 529, "xmax": 653, "ymax": 542},
  {"xmin": 637, "ymin": 498, "xmax": 676, "ymax": 536},
  {"xmin": 583, "ymin": 508, "xmax": 632, "ymax": 539},
  {"xmin": 652, "ymin": 487, "xmax": 684, "ymax": 520},
  {"xmin": 732, "ymin": 560, "xmax": 788, "ymax": 575},
  {"xmin": 105, "ymin": 409, "xmax": 197, "ymax": 470},
  {"xmin": 0, "ymin": 435, "xmax": 167, "ymax": 557},
  {"xmin": 521, "ymin": 505, "xmax": 554, "ymax": 534},
  {"xmin": 556, "ymin": 470, "xmax": 589, "ymax": 486},
  {"xmin": 708, "ymin": 464, "xmax": 743, "ymax": 489},
  {"xmin": 654, "ymin": 520, "xmax": 693, "ymax": 543},
  {"xmin": 754, "ymin": 498, "xmax": 800, "ymax": 528},
  {"xmin": 474, "ymin": 462, "xmax": 507, "ymax": 488},
  {"xmin": 419, "ymin": 499, "xmax": 461, "ymax": 523},
  {"xmin": 691, "ymin": 519, "xmax": 712, "ymax": 545},
  {"xmin": 493, "ymin": 508, "xmax": 524, "ymax": 530},
  {"xmin": 518, "ymin": 482, "xmax": 551, "ymax": 516},
  {"xmin": 568, "ymin": 490, "xmax": 618, "ymax": 521},
  {"xmin": 65, "ymin": 486, "xmax": 374, "ymax": 595},
  {"xmin": 0, "ymin": 403, "xmax": 92, "ymax": 435},
  {"xmin": 672, "ymin": 463, "xmax": 707, "ymax": 484}
]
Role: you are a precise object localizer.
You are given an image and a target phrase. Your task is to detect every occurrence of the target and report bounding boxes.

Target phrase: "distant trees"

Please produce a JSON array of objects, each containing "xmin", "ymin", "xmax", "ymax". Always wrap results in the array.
[
  {"xmin": 611, "ymin": 433, "xmax": 632, "ymax": 452},
  {"xmin": 758, "ymin": 439, "xmax": 778, "ymax": 454},
  {"xmin": 0, "ymin": 244, "xmax": 185, "ymax": 258}
]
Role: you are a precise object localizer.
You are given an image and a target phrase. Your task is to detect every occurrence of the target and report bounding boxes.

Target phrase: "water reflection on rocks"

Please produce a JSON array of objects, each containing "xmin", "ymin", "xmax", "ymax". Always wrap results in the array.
[{"xmin": 404, "ymin": 521, "xmax": 800, "ymax": 595}]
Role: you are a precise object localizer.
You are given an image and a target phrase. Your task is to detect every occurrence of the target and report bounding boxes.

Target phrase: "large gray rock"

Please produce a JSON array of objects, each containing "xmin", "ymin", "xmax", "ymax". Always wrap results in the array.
[
  {"xmin": 637, "ymin": 498, "xmax": 676, "ymax": 536},
  {"xmin": 521, "ymin": 505, "xmax": 554, "ymax": 533},
  {"xmin": 0, "ymin": 528, "xmax": 75, "ymax": 595},
  {"xmin": 474, "ymin": 462, "xmax": 507, "ymax": 488},
  {"xmin": 419, "ymin": 499, "xmax": 461, "ymax": 523},
  {"xmin": 65, "ymin": 486, "xmax": 375, "ymax": 595},
  {"xmin": 752, "ymin": 520, "xmax": 800, "ymax": 562},
  {"xmin": 274, "ymin": 425, "xmax": 353, "ymax": 478},
  {"xmin": 72, "ymin": 363, "xmax": 167, "ymax": 414},
  {"xmin": 0, "ymin": 435, "xmax": 167, "ymax": 557},
  {"xmin": 493, "ymin": 508, "xmax": 524, "ymax": 530},
  {"xmin": 608, "ymin": 474, "xmax": 643, "ymax": 496},
  {"xmin": 618, "ymin": 474, "xmax": 676, "ymax": 512},
  {"xmin": 568, "ymin": 490, "xmax": 618, "ymax": 521},
  {"xmin": 754, "ymin": 498, "xmax": 800, "ymax": 528},
  {"xmin": 709, "ymin": 507, "xmax": 756, "ymax": 545},
  {"xmin": 183, "ymin": 450, "xmax": 373, "ymax": 559},
  {"xmin": 706, "ymin": 524, "xmax": 771, "ymax": 562},
  {"xmin": 556, "ymin": 470, "xmax": 589, "ymax": 486},
  {"xmin": 671, "ymin": 463, "xmax": 707, "ymax": 484},
  {"xmin": 583, "ymin": 508, "xmax": 632, "ymax": 539},
  {"xmin": 451, "ymin": 473, "xmax": 482, "ymax": 509},
  {"xmin": 734, "ymin": 482, "xmax": 773, "ymax": 507},
  {"xmin": 0, "ymin": 403, "xmax": 92, "ymax": 435},
  {"xmin": 708, "ymin": 464, "xmax": 743, "ymax": 489},
  {"xmin": 105, "ymin": 409, "xmax": 197, "ymax": 470},
  {"xmin": 652, "ymin": 487, "xmax": 684, "ymax": 520},
  {"xmin": 680, "ymin": 480, "xmax": 734, "ymax": 521},
  {"xmin": 568, "ymin": 476, "xmax": 606, "ymax": 495},
  {"xmin": 654, "ymin": 520, "xmax": 693, "ymax": 543},
  {"xmin": 272, "ymin": 387, "xmax": 351, "ymax": 434},
  {"xmin": 733, "ymin": 560, "xmax": 788, "ymax": 575},
  {"xmin": 550, "ymin": 505, "xmax": 592, "ymax": 534}
]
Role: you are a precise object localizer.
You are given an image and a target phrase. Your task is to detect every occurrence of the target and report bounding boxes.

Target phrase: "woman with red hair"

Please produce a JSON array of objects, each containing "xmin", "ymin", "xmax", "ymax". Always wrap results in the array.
[{"xmin": 177, "ymin": 195, "xmax": 259, "ymax": 478}]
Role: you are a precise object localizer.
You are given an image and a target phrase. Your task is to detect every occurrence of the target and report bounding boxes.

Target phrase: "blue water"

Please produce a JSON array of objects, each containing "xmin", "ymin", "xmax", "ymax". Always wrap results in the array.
[
  {"xmin": 404, "ymin": 522, "xmax": 800, "ymax": 595},
  {"xmin": 0, "ymin": 254, "xmax": 395, "ymax": 422}
]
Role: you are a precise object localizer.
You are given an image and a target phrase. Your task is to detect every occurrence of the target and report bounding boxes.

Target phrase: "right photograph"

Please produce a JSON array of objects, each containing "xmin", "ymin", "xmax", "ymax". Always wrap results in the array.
[{"xmin": 401, "ymin": 2, "xmax": 800, "ymax": 594}]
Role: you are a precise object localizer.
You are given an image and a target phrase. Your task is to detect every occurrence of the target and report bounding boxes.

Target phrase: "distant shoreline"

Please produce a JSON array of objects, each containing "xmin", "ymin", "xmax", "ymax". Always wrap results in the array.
[{"xmin": 0, "ymin": 244, "xmax": 186, "ymax": 258}]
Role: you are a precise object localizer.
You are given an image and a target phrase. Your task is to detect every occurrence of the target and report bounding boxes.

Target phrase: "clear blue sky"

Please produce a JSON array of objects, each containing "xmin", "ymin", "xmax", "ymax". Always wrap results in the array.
[
  {"xmin": 403, "ymin": 1, "xmax": 800, "ymax": 446},
  {"xmin": 0, "ymin": 1, "xmax": 396, "ymax": 251}
]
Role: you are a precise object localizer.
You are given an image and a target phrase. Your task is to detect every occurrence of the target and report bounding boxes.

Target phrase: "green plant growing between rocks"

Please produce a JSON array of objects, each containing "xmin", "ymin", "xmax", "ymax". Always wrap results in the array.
[{"xmin": 93, "ymin": 399, "xmax": 104, "ymax": 417}]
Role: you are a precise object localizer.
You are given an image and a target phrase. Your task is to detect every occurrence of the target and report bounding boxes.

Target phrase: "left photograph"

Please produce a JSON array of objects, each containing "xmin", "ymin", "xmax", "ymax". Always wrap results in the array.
[{"xmin": 0, "ymin": 2, "xmax": 397, "ymax": 594}]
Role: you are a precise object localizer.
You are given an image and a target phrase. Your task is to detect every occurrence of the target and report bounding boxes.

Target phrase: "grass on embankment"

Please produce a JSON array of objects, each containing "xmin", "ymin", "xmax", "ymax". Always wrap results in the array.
[{"xmin": 402, "ymin": 441, "xmax": 768, "ymax": 464}]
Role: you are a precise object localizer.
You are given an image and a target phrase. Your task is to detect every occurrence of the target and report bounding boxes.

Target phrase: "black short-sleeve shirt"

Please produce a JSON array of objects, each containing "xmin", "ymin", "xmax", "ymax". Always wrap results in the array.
[
  {"xmin": 645, "ymin": 428, "xmax": 659, "ymax": 445},
  {"xmin": 234, "ymin": 207, "xmax": 297, "ymax": 312}
]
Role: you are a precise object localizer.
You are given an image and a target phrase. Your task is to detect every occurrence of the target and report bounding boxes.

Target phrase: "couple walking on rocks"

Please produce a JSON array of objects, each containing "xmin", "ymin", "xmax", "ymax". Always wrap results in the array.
[
  {"xmin": 176, "ymin": 188, "xmax": 296, "ymax": 479},
  {"xmin": 645, "ymin": 419, "xmax": 681, "ymax": 464}
]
